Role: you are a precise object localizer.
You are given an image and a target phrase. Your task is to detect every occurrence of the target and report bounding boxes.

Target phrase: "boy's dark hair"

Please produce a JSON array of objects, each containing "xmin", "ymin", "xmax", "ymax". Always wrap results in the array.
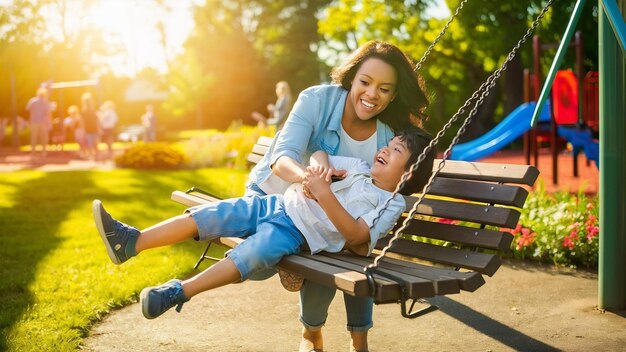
[{"xmin": 395, "ymin": 125, "xmax": 436, "ymax": 196}]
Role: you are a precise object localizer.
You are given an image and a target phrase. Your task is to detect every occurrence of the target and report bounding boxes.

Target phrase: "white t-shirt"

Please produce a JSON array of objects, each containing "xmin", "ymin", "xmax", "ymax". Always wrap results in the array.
[
  {"xmin": 336, "ymin": 125, "xmax": 377, "ymax": 166},
  {"xmin": 284, "ymin": 155, "xmax": 405, "ymax": 255},
  {"xmin": 99, "ymin": 109, "xmax": 118, "ymax": 129}
]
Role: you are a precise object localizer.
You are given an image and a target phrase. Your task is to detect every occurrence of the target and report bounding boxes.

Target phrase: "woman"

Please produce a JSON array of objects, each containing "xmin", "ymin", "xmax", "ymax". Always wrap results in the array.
[
  {"xmin": 251, "ymin": 81, "xmax": 293, "ymax": 129},
  {"xmin": 246, "ymin": 41, "xmax": 429, "ymax": 352}
]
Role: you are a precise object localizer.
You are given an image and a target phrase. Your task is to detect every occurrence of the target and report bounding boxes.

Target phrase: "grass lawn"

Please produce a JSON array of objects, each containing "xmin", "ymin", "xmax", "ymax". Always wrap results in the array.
[{"xmin": 0, "ymin": 167, "xmax": 248, "ymax": 352}]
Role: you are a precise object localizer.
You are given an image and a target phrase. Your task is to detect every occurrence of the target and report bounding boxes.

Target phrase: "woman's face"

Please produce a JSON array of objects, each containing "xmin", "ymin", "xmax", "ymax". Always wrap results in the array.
[{"xmin": 347, "ymin": 57, "xmax": 398, "ymax": 121}]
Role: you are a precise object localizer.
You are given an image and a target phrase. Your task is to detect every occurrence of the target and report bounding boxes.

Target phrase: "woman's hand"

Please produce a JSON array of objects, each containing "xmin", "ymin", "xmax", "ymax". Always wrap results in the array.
[{"xmin": 329, "ymin": 168, "xmax": 347, "ymax": 182}]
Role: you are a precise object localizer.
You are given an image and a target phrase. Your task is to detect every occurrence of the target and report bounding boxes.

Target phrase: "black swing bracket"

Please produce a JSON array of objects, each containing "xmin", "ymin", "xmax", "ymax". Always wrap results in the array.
[{"xmin": 364, "ymin": 266, "xmax": 438, "ymax": 319}]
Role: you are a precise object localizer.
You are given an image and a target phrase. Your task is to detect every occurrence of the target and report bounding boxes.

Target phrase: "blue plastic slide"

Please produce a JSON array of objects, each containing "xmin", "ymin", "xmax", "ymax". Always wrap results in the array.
[{"xmin": 450, "ymin": 102, "xmax": 551, "ymax": 161}]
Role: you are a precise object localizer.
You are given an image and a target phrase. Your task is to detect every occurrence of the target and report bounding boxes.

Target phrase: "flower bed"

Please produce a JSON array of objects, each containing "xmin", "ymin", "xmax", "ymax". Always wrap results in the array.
[{"xmin": 503, "ymin": 181, "xmax": 599, "ymax": 269}]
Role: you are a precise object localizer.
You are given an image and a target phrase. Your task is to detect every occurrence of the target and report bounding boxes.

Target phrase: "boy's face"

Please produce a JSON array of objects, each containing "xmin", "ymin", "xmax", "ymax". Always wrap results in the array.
[{"xmin": 370, "ymin": 136, "xmax": 411, "ymax": 191}]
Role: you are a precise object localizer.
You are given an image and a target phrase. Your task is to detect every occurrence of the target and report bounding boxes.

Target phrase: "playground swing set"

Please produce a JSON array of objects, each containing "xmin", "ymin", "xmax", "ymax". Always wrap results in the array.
[
  {"xmin": 172, "ymin": 0, "xmax": 626, "ymax": 319},
  {"xmin": 171, "ymin": 0, "xmax": 567, "ymax": 319}
]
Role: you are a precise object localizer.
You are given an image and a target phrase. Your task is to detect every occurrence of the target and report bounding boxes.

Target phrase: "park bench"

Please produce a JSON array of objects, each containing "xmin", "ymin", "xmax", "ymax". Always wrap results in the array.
[{"xmin": 171, "ymin": 136, "xmax": 539, "ymax": 318}]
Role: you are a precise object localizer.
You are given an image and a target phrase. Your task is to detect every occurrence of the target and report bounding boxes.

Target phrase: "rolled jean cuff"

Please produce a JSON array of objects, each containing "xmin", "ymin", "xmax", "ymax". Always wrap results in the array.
[
  {"xmin": 346, "ymin": 322, "xmax": 373, "ymax": 332},
  {"xmin": 299, "ymin": 317, "xmax": 325, "ymax": 331}
]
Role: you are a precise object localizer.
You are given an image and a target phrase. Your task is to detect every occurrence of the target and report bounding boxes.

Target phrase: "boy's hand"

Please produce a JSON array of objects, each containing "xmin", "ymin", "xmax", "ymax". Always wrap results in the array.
[{"xmin": 302, "ymin": 165, "xmax": 333, "ymax": 200}]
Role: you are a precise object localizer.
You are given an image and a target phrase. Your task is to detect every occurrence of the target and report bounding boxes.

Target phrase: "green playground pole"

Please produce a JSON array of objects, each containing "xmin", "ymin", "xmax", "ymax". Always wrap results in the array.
[
  {"xmin": 530, "ymin": 0, "xmax": 586, "ymax": 126},
  {"xmin": 599, "ymin": 0, "xmax": 626, "ymax": 310}
]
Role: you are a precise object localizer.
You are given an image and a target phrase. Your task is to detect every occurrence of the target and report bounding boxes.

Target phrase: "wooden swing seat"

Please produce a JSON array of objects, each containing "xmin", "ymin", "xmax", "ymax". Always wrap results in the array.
[{"xmin": 171, "ymin": 136, "xmax": 539, "ymax": 317}]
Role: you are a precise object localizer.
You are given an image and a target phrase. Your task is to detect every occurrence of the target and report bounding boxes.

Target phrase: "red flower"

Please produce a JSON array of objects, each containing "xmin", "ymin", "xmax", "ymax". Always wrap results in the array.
[
  {"xmin": 515, "ymin": 227, "xmax": 536, "ymax": 250},
  {"xmin": 562, "ymin": 227, "xmax": 579, "ymax": 250}
]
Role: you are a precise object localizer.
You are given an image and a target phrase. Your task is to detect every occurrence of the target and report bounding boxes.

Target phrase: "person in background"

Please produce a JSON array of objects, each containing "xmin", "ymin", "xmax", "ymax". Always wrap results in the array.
[
  {"xmin": 66, "ymin": 105, "xmax": 86, "ymax": 158},
  {"xmin": 99, "ymin": 100, "xmax": 118, "ymax": 159},
  {"xmin": 81, "ymin": 93, "xmax": 99, "ymax": 161},
  {"xmin": 141, "ymin": 104, "xmax": 157, "ymax": 142},
  {"xmin": 26, "ymin": 87, "xmax": 52, "ymax": 160},
  {"xmin": 251, "ymin": 81, "xmax": 293, "ymax": 130}
]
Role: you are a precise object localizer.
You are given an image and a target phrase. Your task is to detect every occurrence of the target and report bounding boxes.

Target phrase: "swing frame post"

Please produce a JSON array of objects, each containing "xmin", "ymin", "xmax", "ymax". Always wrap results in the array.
[{"xmin": 598, "ymin": 0, "xmax": 626, "ymax": 311}]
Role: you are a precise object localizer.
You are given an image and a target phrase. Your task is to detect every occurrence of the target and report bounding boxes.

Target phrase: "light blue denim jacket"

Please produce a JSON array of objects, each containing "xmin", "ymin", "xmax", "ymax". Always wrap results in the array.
[{"xmin": 248, "ymin": 84, "xmax": 396, "ymax": 191}]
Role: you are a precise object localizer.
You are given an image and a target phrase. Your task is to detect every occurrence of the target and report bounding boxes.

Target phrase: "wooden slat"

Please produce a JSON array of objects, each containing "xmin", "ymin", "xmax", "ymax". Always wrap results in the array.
[
  {"xmin": 428, "ymin": 178, "xmax": 530, "ymax": 207},
  {"xmin": 408, "ymin": 198, "xmax": 522, "ymax": 228},
  {"xmin": 251, "ymin": 143, "xmax": 269, "ymax": 156},
  {"xmin": 436, "ymin": 159, "xmax": 539, "ymax": 186},
  {"xmin": 257, "ymin": 136, "xmax": 274, "ymax": 147},
  {"xmin": 372, "ymin": 254, "xmax": 486, "ymax": 292},
  {"xmin": 171, "ymin": 191, "xmax": 218, "ymax": 207},
  {"xmin": 323, "ymin": 253, "xmax": 457, "ymax": 297},
  {"xmin": 247, "ymin": 152, "xmax": 264, "ymax": 164},
  {"xmin": 375, "ymin": 237, "xmax": 502, "ymax": 276},
  {"xmin": 394, "ymin": 220, "xmax": 514, "ymax": 251}
]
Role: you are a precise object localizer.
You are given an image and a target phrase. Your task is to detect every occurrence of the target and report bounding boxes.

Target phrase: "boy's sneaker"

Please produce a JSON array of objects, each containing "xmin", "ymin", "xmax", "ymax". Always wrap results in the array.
[
  {"xmin": 92, "ymin": 199, "xmax": 140, "ymax": 265},
  {"xmin": 140, "ymin": 279, "xmax": 189, "ymax": 319}
]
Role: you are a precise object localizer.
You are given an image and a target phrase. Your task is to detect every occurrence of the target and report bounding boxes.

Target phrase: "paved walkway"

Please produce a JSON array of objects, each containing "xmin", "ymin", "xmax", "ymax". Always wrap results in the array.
[{"xmin": 81, "ymin": 260, "xmax": 625, "ymax": 352}]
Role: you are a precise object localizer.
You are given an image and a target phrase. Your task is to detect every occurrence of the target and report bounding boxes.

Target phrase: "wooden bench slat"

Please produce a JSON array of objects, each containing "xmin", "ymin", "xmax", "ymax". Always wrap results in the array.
[
  {"xmin": 251, "ymin": 143, "xmax": 269, "ymax": 156},
  {"xmin": 376, "ymin": 237, "xmax": 502, "ymax": 276},
  {"xmin": 322, "ymin": 252, "xmax": 460, "ymax": 297},
  {"xmin": 300, "ymin": 253, "xmax": 435, "ymax": 302},
  {"xmin": 436, "ymin": 159, "xmax": 539, "ymax": 186},
  {"xmin": 367, "ymin": 254, "xmax": 486, "ymax": 293},
  {"xmin": 410, "ymin": 198, "xmax": 521, "ymax": 228},
  {"xmin": 393, "ymin": 220, "xmax": 514, "ymax": 251},
  {"xmin": 428, "ymin": 178, "xmax": 530, "ymax": 207},
  {"xmin": 247, "ymin": 153, "xmax": 264, "ymax": 164}
]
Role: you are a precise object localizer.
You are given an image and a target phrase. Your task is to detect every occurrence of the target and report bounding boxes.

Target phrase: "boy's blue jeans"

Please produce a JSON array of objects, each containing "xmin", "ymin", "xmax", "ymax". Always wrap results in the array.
[
  {"xmin": 242, "ymin": 184, "xmax": 374, "ymax": 332},
  {"xmin": 187, "ymin": 194, "xmax": 304, "ymax": 281}
]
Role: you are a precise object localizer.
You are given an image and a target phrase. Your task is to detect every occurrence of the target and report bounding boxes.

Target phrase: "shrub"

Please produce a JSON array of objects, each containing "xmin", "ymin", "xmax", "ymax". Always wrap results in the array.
[
  {"xmin": 502, "ymin": 181, "xmax": 599, "ymax": 269},
  {"xmin": 183, "ymin": 123, "xmax": 274, "ymax": 169},
  {"xmin": 115, "ymin": 142, "xmax": 187, "ymax": 169}
]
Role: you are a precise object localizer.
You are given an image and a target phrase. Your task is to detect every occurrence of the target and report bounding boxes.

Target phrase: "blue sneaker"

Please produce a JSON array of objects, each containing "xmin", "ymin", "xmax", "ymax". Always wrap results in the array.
[
  {"xmin": 140, "ymin": 279, "xmax": 189, "ymax": 319},
  {"xmin": 92, "ymin": 199, "xmax": 140, "ymax": 265}
]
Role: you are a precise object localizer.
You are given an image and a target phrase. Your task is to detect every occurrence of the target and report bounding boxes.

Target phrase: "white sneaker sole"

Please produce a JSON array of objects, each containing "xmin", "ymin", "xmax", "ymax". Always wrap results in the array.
[
  {"xmin": 92, "ymin": 199, "xmax": 121, "ymax": 265},
  {"xmin": 139, "ymin": 287, "xmax": 154, "ymax": 319}
]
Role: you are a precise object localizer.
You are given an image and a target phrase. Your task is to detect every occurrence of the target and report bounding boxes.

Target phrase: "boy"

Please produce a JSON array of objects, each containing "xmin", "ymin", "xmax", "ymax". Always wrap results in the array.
[{"xmin": 92, "ymin": 126, "xmax": 434, "ymax": 320}]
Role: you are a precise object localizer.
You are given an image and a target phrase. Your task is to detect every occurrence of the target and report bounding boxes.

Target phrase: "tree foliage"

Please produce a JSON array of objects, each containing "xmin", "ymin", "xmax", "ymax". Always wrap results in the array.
[
  {"xmin": 318, "ymin": 0, "xmax": 598, "ymax": 146},
  {"xmin": 0, "ymin": 0, "xmax": 599, "ymax": 141},
  {"xmin": 163, "ymin": 0, "xmax": 329, "ymax": 129}
]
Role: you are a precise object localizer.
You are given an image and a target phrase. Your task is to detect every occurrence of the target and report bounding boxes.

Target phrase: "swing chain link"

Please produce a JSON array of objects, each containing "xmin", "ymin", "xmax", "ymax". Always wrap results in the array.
[
  {"xmin": 415, "ymin": 0, "xmax": 468, "ymax": 71},
  {"xmin": 367, "ymin": 0, "xmax": 554, "ymax": 272}
]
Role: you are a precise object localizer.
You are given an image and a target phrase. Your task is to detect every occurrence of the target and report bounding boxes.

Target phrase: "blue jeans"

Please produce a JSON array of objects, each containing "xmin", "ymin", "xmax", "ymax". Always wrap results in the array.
[
  {"xmin": 187, "ymin": 195, "xmax": 304, "ymax": 281},
  {"xmin": 244, "ymin": 182, "xmax": 374, "ymax": 332}
]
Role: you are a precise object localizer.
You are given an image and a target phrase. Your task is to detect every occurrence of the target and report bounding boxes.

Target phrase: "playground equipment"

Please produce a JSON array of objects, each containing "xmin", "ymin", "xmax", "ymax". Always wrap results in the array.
[
  {"xmin": 450, "ymin": 30, "xmax": 599, "ymax": 177},
  {"xmin": 524, "ymin": 31, "xmax": 599, "ymax": 184},
  {"xmin": 449, "ymin": 101, "xmax": 550, "ymax": 161}
]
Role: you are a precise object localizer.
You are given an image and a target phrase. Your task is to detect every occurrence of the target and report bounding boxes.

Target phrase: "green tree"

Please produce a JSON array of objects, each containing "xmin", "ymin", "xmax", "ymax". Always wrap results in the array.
[
  {"xmin": 318, "ymin": 0, "xmax": 598, "ymax": 146},
  {"xmin": 165, "ymin": 0, "xmax": 328, "ymax": 130}
]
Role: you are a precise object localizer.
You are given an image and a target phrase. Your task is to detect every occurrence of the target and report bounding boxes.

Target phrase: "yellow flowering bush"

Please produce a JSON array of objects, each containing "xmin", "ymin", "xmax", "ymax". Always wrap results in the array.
[
  {"xmin": 115, "ymin": 143, "xmax": 187, "ymax": 169},
  {"xmin": 183, "ymin": 123, "xmax": 274, "ymax": 169}
]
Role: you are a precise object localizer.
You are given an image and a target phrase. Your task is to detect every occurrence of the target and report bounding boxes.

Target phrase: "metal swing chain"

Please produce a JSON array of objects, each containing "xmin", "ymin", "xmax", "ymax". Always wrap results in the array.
[
  {"xmin": 366, "ymin": 0, "xmax": 554, "ymax": 272},
  {"xmin": 415, "ymin": 0, "xmax": 468, "ymax": 71}
]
